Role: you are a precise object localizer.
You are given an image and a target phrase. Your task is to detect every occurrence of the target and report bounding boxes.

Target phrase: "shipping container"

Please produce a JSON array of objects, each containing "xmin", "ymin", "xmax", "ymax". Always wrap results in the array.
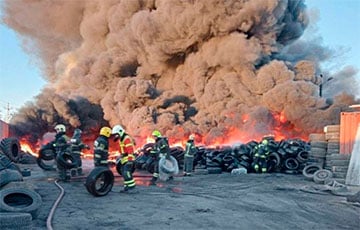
[
  {"xmin": 340, "ymin": 112, "xmax": 360, "ymax": 154},
  {"xmin": 0, "ymin": 119, "xmax": 9, "ymax": 140}
]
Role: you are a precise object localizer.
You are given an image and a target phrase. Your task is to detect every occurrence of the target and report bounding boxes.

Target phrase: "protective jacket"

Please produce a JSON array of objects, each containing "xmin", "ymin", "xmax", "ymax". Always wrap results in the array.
[
  {"xmin": 252, "ymin": 143, "xmax": 270, "ymax": 173},
  {"xmin": 94, "ymin": 135, "xmax": 109, "ymax": 166},
  {"xmin": 117, "ymin": 133, "xmax": 136, "ymax": 164},
  {"xmin": 116, "ymin": 133, "xmax": 136, "ymax": 190},
  {"xmin": 184, "ymin": 139, "xmax": 197, "ymax": 175},
  {"xmin": 151, "ymin": 137, "xmax": 170, "ymax": 159},
  {"xmin": 52, "ymin": 132, "xmax": 70, "ymax": 154}
]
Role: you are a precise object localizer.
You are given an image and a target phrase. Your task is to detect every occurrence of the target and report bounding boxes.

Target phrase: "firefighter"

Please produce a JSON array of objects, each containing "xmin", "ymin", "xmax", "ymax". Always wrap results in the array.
[
  {"xmin": 111, "ymin": 124, "xmax": 137, "ymax": 193},
  {"xmin": 183, "ymin": 134, "xmax": 197, "ymax": 176},
  {"xmin": 70, "ymin": 128, "xmax": 89, "ymax": 176},
  {"xmin": 149, "ymin": 130, "xmax": 171, "ymax": 185},
  {"xmin": 52, "ymin": 124, "xmax": 71, "ymax": 181},
  {"xmin": 93, "ymin": 126, "xmax": 111, "ymax": 167},
  {"xmin": 252, "ymin": 139, "xmax": 270, "ymax": 173}
]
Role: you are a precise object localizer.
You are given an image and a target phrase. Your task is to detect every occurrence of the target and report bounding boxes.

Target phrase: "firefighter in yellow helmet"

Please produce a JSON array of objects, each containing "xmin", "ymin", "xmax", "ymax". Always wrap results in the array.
[
  {"xmin": 93, "ymin": 127, "xmax": 111, "ymax": 167},
  {"xmin": 251, "ymin": 138, "xmax": 270, "ymax": 173},
  {"xmin": 112, "ymin": 124, "xmax": 137, "ymax": 193},
  {"xmin": 149, "ymin": 130, "xmax": 171, "ymax": 185},
  {"xmin": 183, "ymin": 134, "xmax": 197, "ymax": 176}
]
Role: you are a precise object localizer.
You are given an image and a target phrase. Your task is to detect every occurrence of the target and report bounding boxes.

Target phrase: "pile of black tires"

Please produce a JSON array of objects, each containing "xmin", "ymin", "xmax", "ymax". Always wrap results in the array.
[{"xmin": 0, "ymin": 138, "xmax": 42, "ymax": 229}]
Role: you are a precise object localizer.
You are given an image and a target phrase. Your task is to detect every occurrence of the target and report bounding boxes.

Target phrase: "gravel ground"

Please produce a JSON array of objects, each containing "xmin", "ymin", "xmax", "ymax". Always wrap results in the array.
[{"xmin": 7, "ymin": 160, "xmax": 360, "ymax": 230}]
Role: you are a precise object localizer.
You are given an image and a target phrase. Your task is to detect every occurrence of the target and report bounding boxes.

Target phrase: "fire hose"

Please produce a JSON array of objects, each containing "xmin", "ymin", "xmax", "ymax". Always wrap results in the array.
[{"xmin": 46, "ymin": 179, "xmax": 65, "ymax": 230}]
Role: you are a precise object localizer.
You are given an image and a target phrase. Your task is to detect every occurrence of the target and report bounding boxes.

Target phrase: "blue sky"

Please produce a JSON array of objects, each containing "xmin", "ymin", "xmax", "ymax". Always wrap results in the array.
[{"xmin": 0, "ymin": 0, "xmax": 359, "ymax": 121}]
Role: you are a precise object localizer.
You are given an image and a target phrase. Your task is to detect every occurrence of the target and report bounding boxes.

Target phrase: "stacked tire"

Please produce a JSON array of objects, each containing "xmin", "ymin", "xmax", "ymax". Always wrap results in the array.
[
  {"xmin": 308, "ymin": 133, "xmax": 327, "ymax": 167},
  {"xmin": 327, "ymin": 154, "xmax": 351, "ymax": 184},
  {"xmin": 323, "ymin": 125, "xmax": 340, "ymax": 170},
  {"xmin": 0, "ymin": 138, "xmax": 21, "ymax": 163}
]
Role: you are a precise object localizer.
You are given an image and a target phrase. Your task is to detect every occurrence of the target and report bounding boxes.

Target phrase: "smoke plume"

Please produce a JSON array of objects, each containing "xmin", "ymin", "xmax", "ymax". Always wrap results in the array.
[{"xmin": 2, "ymin": 0, "xmax": 359, "ymax": 145}]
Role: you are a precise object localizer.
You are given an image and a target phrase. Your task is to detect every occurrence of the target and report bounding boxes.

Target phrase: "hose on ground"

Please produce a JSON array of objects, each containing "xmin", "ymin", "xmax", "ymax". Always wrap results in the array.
[{"xmin": 46, "ymin": 179, "xmax": 65, "ymax": 230}]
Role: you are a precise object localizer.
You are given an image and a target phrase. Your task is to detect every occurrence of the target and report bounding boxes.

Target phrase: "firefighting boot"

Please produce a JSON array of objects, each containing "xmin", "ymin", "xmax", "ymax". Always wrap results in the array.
[
  {"xmin": 149, "ymin": 177, "xmax": 157, "ymax": 185},
  {"xmin": 77, "ymin": 167, "xmax": 83, "ymax": 176}
]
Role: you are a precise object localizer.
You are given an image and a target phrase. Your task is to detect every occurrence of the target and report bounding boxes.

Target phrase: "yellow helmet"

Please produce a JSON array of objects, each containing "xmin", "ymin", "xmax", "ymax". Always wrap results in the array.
[
  {"xmin": 262, "ymin": 139, "xmax": 269, "ymax": 145},
  {"xmin": 152, "ymin": 130, "xmax": 161, "ymax": 138},
  {"xmin": 100, "ymin": 127, "xmax": 112, "ymax": 137},
  {"xmin": 189, "ymin": 134, "xmax": 195, "ymax": 140},
  {"xmin": 54, "ymin": 124, "xmax": 66, "ymax": 133}
]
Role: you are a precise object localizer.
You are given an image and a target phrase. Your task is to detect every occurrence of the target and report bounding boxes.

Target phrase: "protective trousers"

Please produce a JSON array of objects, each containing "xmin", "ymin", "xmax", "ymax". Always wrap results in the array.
[
  {"xmin": 122, "ymin": 162, "xmax": 136, "ymax": 190},
  {"xmin": 184, "ymin": 156, "xmax": 194, "ymax": 175}
]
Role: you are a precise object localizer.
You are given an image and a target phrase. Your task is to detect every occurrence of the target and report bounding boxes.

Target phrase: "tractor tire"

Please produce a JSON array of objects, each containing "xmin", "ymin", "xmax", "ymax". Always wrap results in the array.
[
  {"xmin": 85, "ymin": 167, "xmax": 114, "ymax": 197},
  {"xmin": 0, "ymin": 138, "xmax": 21, "ymax": 163}
]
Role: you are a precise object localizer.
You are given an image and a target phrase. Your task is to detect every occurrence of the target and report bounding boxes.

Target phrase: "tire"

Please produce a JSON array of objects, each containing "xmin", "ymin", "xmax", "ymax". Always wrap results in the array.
[
  {"xmin": 0, "ymin": 187, "xmax": 42, "ymax": 219},
  {"xmin": 0, "ymin": 138, "xmax": 20, "ymax": 163},
  {"xmin": 84, "ymin": 167, "xmax": 114, "ymax": 197},
  {"xmin": 207, "ymin": 167, "xmax": 222, "ymax": 174},
  {"xmin": 0, "ymin": 212, "xmax": 32, "ymax": 230},
  {"xmin": 284, "ymin": 157, "xmax": 299, "ymax": 170},
  {"xmin": 0, "ymin": 154, "xmax": 20, "ymax": 172},
  {"xmin": 313, "ymin": 169, "xmax": 333, "ymax": 184},
  {"xmin": 0, "ymin": 169, "xmax": 23, "ymax": 187},
  {"xmin": 39, "ymin": 148, "xmax": 55, "ymax": 161},
  {"xmin": 159, "ymin": 156, "xmax": 178, "ymax": 174},
  {"xmin": 56, "ymin": 151, "xmax": 78, "ymax": 169},
  {"xmin": 302, "ymin": 164, "xmax": 322, "ymax": 180},
  {"xmin": 296, "ymin": 151, "xmax": 309, "ymax": 163},
  {"xmin": 36, "ymin": 158, "xmax": 56, "ymax": 171}
]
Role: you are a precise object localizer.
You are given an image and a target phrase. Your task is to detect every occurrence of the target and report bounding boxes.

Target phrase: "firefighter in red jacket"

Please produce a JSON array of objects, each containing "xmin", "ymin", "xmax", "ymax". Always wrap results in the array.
[{"xmin": 112, "ymin": 124, "xmax": 136, "ymax": 192}]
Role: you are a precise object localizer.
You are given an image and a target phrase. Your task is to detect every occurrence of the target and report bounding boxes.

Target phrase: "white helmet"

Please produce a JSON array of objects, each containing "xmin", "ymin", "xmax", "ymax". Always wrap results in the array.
[
  {"xmin": 111, "ymin": 125, "xmax": 124, "ymax": 135},
  {"xmin": 189, "ymin": 134, "xmax": 195, "ymax": 140},
  {"xmin": 54, "ymin": 124, "xmax": 66, "ymax": 133}
]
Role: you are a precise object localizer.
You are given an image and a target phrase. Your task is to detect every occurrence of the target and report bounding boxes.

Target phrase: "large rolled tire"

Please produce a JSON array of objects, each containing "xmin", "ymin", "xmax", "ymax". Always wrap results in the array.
[
  {"xmin": 0, "ymin": 212, "xmax": 32, "ymax": 230},
  {"xmin": 85, "ymin": 167, "xmax": 114, "ymax": 197},
  {"xmin": 0, "ymin": 187, "xmax": 42, "ymax": 219},
  {"xmin": 0, "ymin": 169, "xmax": 23, "ymax": 187},
  {"xmin": 38, "ymin": 148, "xmax": 55, "ymax": 161},
  {"xmin": 0, "ymin": 138, "xmax": 20, "ymax": 163},
  {"xmin": 302, "ymin": 164, "xmax": 322, "ymax": 180},
  {"xmin": 159, "ymin": 156, "xmax": 178, "ymax": 174},
  {"xmin": 313, "ymin": 169, "xmax": 333, "ymax": 184},
  {"xmin": 56, "ymin": 151, "xmax": 78, "ymax": 169},
  {"xmin": 36, "ymin": 158, "xmax": 56, "ymax": 171}
]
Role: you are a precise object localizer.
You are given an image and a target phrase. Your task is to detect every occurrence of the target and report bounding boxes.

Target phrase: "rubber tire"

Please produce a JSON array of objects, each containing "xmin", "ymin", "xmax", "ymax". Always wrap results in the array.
[
  {"xmin": 38, "ymin": 148, "xmax": 55, "ymax": 161},
  {"xmin": 0, "ymin": 138, "xmax": 20, "ymax": 163},
  {"xmin": 302, "ymin": 164, "xmax": 322, "ymax": 180},
  {"xmin": 159, "ymin": 156, "xmax": 178, "ymax": 174},
  {"xmin": 0, "ymin": 169, "xmax": 23, "ymax": 187},
  {"xmin": 313, "ymin": 169, "xmax": 333, "ymax": 184},
  {"xmin": 0, "ymin": 212, "xmax": 32, "ymax": 230},
  {"xmin": 56, "ymin": 151, "xmax": 78, "ymax": 169},
  {"xmin": 284, "ymin": 157, "xmax": 299, "ymax": 170},
  {"xmin": 85, "ymin": 167, "xmax": 114, "ymax": 197},
  {"xmin": 0, "ymin": 187, "xmax": 42, "ymax": 219},
  {"xmin": 36, "ymin": 158, "xmax": 56, "ymax": 171}
]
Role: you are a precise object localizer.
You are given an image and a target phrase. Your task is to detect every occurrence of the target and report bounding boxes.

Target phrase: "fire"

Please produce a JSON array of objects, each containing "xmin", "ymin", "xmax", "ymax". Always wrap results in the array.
[{"xmin": 20, "ymin": 139, "xmax": 38, "ymax": 157}]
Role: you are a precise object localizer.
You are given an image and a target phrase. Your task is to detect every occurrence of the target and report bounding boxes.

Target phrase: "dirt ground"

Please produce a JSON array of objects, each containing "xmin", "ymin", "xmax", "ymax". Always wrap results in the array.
[{"xmin": 13, "ymin": 160, "xmax": 360, "ymax": 230}]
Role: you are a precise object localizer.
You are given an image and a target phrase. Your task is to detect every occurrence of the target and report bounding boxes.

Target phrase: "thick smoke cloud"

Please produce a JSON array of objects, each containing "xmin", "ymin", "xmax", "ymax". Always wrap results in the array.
[{"xmin": 2, "ymin": 0, "xmax": 358, "ymax": 145}]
